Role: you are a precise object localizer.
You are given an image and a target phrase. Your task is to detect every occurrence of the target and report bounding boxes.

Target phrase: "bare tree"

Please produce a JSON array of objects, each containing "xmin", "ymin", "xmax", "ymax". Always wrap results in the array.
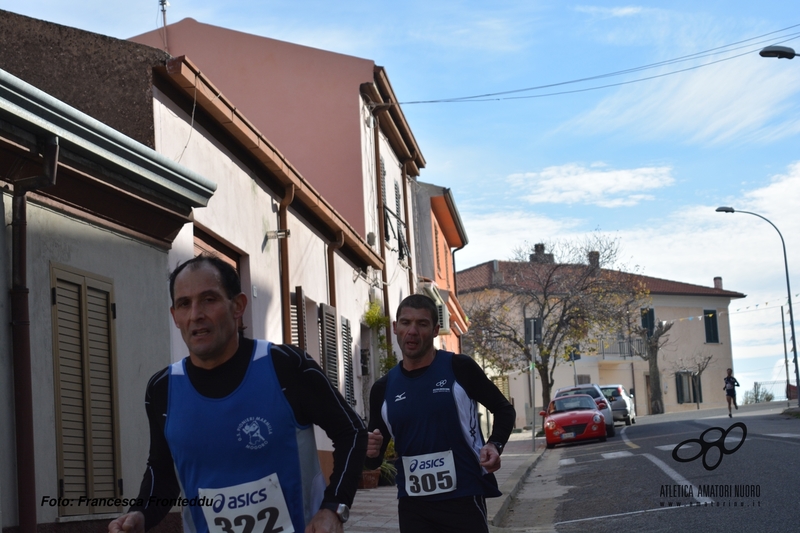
[
  {"xmin": 461, "ymin": 235, "xmax": 647, "ymax": 409},
  {"xmin": 627, "ymin": 319, "xmax": 674, "ymax": 414}
]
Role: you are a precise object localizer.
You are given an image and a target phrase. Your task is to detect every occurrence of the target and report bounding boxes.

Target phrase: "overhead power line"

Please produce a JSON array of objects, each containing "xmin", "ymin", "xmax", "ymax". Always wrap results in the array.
[{"xmin": 397, "ymin": 23, "xmax": 800, "ymax": 105}]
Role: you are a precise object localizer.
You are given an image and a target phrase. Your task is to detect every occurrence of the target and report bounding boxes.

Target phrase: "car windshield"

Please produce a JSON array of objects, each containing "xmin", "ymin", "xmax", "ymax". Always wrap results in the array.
[
  {"xmin": 550, "ymin": 396, "xmax": 596, "ymax": 413},
  {"xmin": 557, "ymin": 388, "xmax": 601, "ymax": 399}
]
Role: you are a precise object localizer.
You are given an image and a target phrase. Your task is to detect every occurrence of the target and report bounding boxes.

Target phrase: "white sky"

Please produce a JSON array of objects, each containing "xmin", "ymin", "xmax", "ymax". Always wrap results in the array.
[{"xmin": 3, "ymin": 0, "xmax": 799, "ymax": 398}]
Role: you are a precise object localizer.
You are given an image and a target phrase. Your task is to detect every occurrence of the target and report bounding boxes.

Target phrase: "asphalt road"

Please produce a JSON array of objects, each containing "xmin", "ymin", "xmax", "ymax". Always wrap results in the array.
[{"xmin": 501, "ymin": 402, "xmax": 800, "ymax": 532}]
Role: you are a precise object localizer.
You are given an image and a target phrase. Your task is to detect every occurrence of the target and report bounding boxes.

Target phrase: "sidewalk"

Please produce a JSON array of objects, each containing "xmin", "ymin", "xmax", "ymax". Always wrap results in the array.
[{"xmin": 346, "ymin": 431, "xmax": 545, "ymax": 532}]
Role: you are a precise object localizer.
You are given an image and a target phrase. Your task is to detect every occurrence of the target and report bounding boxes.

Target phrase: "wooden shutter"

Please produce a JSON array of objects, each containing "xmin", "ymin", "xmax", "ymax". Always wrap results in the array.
[
  {"xmin": 341, "ymin": 318, "xmax": 355, "ymax": 406},
  {"xmin": 319, "ymin": 303, "xmax": 339, "ymax": 386},
  {"xmin": 52, "ymin": 266, "xmax": 120, "ymax": 515}
]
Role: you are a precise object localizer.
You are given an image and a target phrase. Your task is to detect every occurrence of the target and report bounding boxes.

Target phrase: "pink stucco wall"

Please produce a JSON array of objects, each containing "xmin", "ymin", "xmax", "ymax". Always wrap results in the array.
[{"xmin": 131, "ymin": 18, "xmax": 375, "ymax": 236}]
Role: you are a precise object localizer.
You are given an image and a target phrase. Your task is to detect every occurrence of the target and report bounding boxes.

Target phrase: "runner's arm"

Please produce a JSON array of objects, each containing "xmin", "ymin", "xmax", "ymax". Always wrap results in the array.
[
  {"xmin": 452, "ymin": 354, "xmax": 516, "ymax": 450},
  {"xmin": 364, "ymin": 376, "xmax": 390, "ymax": 470},
  {"xmin": 271, "ymin": 344, "xmax": 367, "ymax": 509},
  {"xmin": 127, "ymin": 368, "xmax": 180, "ymax": 529}
]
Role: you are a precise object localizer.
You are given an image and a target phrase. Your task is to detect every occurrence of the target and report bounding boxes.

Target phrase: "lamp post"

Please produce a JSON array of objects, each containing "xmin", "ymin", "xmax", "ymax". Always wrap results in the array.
[
  {"xmin": 759, "ymin": 45, "xmax": 797, "ymax": 59},
  {"xmin": 716, "ymin": 206, "xmax": 799, "ymax": 407}
]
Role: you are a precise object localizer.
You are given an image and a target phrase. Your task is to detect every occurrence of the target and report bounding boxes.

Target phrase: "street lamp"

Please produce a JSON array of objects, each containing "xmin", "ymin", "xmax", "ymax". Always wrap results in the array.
[
  {"xmin": 716, "ymin": 206, "xmax": 799, "ymax": 407},
  {"xmin": 759, "ymin": 45, "xmax": 797, "ymax": 59}
]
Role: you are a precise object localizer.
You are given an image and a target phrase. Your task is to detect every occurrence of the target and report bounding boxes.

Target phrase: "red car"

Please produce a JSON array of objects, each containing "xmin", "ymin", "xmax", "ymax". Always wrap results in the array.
[{"xmin": 540, "ymin": 394, "xmax": 607, "ymax": 449}]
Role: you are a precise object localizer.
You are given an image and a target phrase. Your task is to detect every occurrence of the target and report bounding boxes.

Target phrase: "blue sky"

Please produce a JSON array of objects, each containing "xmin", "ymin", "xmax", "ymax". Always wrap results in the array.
[{"xmin": 4, "ymin": 1, "xmax": 799, "ymax": 399}]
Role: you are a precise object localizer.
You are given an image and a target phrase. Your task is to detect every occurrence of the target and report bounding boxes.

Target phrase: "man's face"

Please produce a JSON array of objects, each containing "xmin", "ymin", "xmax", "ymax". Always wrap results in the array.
[
  {"xmin": 393, "ymin": 306, "xmax": 439, "ymax": 362},
  {"xmin": 170, "ymin": 263, "xmax": 245, "ymax": 367}
]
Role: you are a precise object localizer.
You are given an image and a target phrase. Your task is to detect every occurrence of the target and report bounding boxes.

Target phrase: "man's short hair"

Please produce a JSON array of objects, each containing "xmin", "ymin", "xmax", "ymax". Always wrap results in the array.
[
  {"xmin": 169, "ymin": 254, "xmax": 241, "ymax": 305},
  {"xmin": 396, "ymin": 294, "xmax": 438, "ymax": 324}
]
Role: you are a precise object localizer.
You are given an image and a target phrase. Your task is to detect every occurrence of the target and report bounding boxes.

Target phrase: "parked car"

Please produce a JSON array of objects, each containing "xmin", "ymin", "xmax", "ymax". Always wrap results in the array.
[
  {"xmin": 554, "ymin": 384, "xmax": 615, "ymax": 437},
  {"xmin": 600, "ymin": 384, "xmax": 636, "ymax": 426},
  {"xmin": 540, "ymin": 394, "xmax": 607, "ymax": 449}
]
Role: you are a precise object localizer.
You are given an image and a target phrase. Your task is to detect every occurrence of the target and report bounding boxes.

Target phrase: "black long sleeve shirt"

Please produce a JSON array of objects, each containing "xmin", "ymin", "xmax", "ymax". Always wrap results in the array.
[
  {"xmin": 130, "ymin": 338, "xmax": 367, "ymax": 530},
  {"xmin": 364, "ymin": 351, "xmax": 516, "ymax": 470}
]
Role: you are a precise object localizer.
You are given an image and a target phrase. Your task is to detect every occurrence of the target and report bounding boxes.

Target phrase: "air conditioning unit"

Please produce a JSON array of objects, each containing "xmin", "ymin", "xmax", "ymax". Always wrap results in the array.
[
  {"xmin": 419, "ymin": 282, "xmax": 451, "ymax": 334},
  {"xmin": 437, "ymin": 302, "xmax": 451, "ymax": 335}
]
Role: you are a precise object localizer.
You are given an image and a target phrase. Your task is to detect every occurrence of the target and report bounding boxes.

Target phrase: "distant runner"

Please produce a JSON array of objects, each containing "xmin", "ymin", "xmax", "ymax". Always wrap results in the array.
[{"xmin": 724, "ymin": 368, "xmax": 740, "ymax": 417}]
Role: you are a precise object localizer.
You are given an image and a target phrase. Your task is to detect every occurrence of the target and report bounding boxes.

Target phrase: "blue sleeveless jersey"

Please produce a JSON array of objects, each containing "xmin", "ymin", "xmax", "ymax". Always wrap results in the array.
[
  {"xmin": 382, "ymin": 350, "xmax": 501, "ymax": 500},
  {"xmin": 165, "ymin": 340, "xmax": 324, "ymax": 533}
]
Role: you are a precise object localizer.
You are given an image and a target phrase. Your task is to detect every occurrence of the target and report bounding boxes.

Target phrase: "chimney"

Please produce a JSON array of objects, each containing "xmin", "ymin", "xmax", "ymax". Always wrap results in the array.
[
  {"xmin": 714, "ymin": 276, "xmax": 723, "ymax": 290},
  {"xmin": 588, "ymin": 251, "xmax": 600, "ymax": 269},
  {"xmin": 491, "ymin": 260, "xmax": 504, "ymax": 285},
  {"xmin": 529, "ymin": 243, "xmax": 554, "ymax": 264}
]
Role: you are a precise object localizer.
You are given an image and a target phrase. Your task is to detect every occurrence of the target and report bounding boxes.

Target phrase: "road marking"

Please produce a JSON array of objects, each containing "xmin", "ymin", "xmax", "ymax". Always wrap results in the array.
[
  {"xmin": 642, "ymin": 453, "xmax": 713, "ymax": 504},
  {"xmin": 620, "ymin": 426, "xmax": 640, "ymax": 448},
  {"xmin": 602, "ymin": 451, "xmax": 634, "ymax": 459},
  {"xmin": 559, "ymin": 458, "xmax": 576, "ymax": 466},
  {"xmin": 765, "ymin": 433, "xmax": 800, "ymax": 438},
  {"xmin": 554, "ymin": 504, "xmax": 687, "ymax": 526}
]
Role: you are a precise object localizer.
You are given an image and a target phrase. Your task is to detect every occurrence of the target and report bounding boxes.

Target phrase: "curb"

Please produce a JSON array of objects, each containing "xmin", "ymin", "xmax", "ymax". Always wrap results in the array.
[{"xmin": 488, "ymin": 449, "xmax": 545, "ymax": 527}]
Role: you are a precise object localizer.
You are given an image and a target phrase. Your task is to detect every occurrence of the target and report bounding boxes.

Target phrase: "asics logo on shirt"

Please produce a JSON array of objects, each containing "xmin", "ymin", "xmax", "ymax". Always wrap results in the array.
[{"xmin": 395, "ymin": 392, "xmax": 407, "ymax": 402}]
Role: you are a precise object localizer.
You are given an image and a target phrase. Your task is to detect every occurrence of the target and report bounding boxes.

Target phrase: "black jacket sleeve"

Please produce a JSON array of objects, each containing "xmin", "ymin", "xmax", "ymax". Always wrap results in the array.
[
  {"xmin": 364, "ymin": 375, "xmax": 390, "ymax": 470},
  {"xmin": 269, "ymin": 344, "xmax": 367, "ymax": 508},
  {"xmin": 128, "ymin": 368, "xmax": 180, "ymax": 529},
  {"xmin": 451, "ymin": 354, "xmax": 516, "ymax": 449}
]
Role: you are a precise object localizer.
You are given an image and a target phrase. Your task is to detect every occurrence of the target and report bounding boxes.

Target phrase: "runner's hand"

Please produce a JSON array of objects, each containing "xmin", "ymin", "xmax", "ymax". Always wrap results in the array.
[
  {"xmin": 108, "ymin": 512, "xmax": 144, "ymax": 533},
  {"xmin": 480, "ymin": 443, "xmax": 501, "ymax": 473},
  {"xmin": 366, "ymin": 428, "xmax": 383, "ymax": 458},
  {"xmin": 305, "ymin": 509, "xmax": 343, "ymax": 533}
]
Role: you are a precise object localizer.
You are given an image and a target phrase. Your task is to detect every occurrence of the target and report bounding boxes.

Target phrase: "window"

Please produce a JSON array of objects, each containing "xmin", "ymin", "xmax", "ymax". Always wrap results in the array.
[
  {"xmin": 319, "ymin": 303, "xmax": 339, "ymax": 386},
  {"xmin": 704, "ymin": 310, "xmax": 719, "ymax": 343},
  {"xmin": 380, "ymin": 156, "xmax": 389, "ymax": 242},
  {"xmin": 676, "ymin": 372, "xmax": 703, "ymax": 404},
  {"xmin": 577, "ymin": 375, "xmax": 592, "ymax": 385},
  {"xmin": 641, "ymin": 308, "xmax": 655, "ymax": 338},
  {"xmin": 341, "ymin": 317, "xmax": 355, "ymax": 406},
  {"xmin": 51, "ymin": 264, "xmax": 121, "ymax": 515}
]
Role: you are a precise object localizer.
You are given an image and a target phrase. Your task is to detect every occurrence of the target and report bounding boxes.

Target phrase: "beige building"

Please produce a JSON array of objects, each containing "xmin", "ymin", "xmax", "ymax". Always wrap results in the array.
[{"xmin": 458, "ymin": 258, "xmax": 745, "ymax": 428}]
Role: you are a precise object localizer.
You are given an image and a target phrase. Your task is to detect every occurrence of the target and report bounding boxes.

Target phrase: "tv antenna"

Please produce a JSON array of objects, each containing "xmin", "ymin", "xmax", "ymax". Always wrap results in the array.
[{"xmin": 159, "ymin": 0, "xmax": 170, "ymax": 53}]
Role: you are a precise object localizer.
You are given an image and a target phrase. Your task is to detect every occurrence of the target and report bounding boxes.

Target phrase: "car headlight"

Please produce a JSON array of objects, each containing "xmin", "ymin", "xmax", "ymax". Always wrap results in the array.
[
  {"xmin": 593, "ymin": 414, "xmax": 601, "ymax": 423},
  {"xmin": 545, "ymin": 420, "xmax": 556, "ymax": 430}
]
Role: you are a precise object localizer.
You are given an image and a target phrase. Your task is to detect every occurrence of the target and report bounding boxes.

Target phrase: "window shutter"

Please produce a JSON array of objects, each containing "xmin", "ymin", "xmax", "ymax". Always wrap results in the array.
[
  {"xmin": 319, "ymin": 303, "xmax": 339, "ymax": 386},
  {"xmin": 52, "ymin": 266, "xmax": 120, "ymax": 515},
  {"xmin": 341, "ymin": 317, "xmax": 355, "ymax": 406},
  {"xmin": 704, "ymin": 310, "xmax": 719, "ymax": 343},
  {"xmin": 292, "ymin": 287, "xmax": 307, "ymax": 351},
  {"xmin": 676, "ymin": 373, "xmax": 684, "ymax": 404}
]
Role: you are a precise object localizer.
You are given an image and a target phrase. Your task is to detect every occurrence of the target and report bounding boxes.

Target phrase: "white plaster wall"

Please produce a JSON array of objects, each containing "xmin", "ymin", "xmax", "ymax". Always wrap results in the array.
[
  {"xmin": 1, "ymin": 199, "xmax": 172, "ymax": 524},
  {"xmin": 332, "ymin": 253, "xmax": 375, "ymax": 419},
  {"xmin": 153, "ymin": 89, "xmax": 284, "ymax": 350}
]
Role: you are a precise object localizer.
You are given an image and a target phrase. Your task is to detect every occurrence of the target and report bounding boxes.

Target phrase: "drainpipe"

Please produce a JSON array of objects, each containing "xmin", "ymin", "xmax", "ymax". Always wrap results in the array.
[
  {"xmin": 278, "ymin": 184, "xmax": 295, "ymax": 343},
  {"xmin": 11, "ymin": 136, "xmax": 59, "ymax": 533},
  {"xmin": 327, "ymin": 231, "xmax": 345, "ymax": 308}
]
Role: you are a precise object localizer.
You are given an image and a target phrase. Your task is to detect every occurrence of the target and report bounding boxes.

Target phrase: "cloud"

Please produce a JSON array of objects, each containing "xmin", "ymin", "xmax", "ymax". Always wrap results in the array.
[
  {"xmin": 507, "ymin": 163, "xmax": 674, "ymax": 206},
  {"xmin": 574, "ymin": 5, "xmax": 645, "ymax": 18}
]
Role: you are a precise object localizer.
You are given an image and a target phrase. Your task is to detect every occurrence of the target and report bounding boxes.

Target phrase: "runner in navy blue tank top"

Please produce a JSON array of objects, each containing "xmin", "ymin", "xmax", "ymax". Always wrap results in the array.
[{"xmin": 365, "ymin": 295, "xmax": 515, "ymax": 533}]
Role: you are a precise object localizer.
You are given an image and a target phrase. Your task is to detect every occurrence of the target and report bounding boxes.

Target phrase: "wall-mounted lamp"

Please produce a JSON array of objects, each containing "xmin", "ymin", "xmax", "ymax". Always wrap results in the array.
[{"xmin": 265, "ymin": 229, "xmax": 291, "ymax": 240}]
